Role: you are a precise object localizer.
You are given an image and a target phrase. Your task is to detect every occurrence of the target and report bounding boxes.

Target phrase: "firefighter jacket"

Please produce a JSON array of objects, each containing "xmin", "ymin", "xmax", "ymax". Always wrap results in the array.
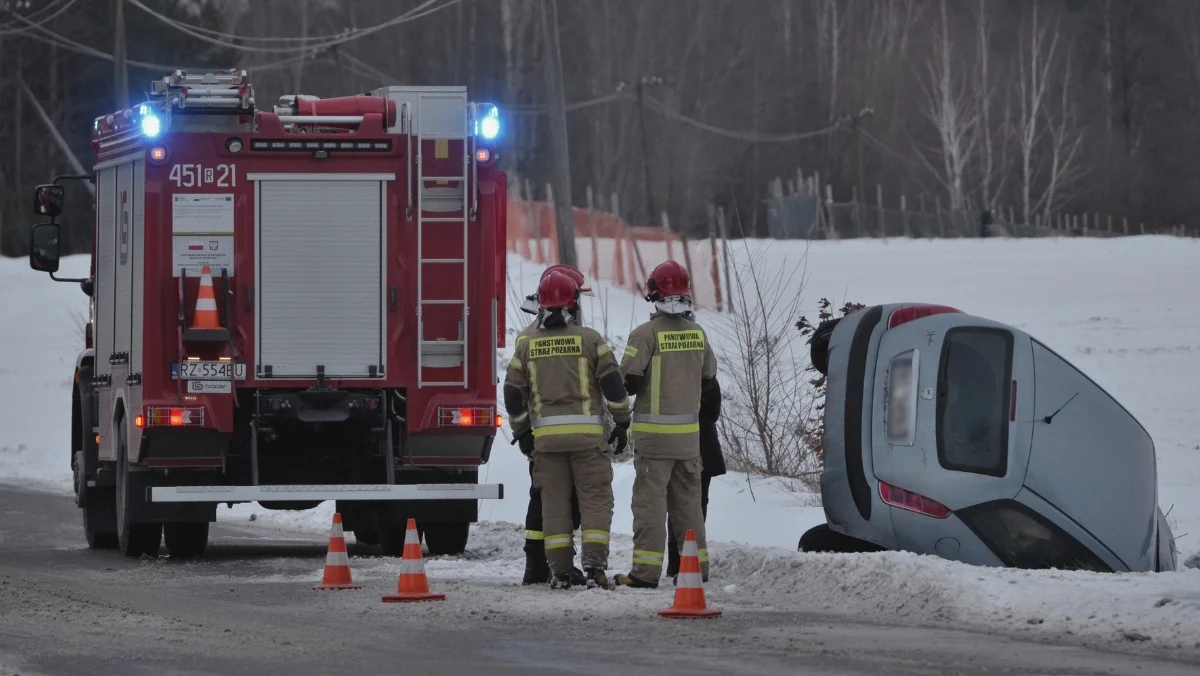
[
  {"xmin": 504, "ymin": 324, "xmax": 631, "ymax": 454},
  {"xmin": 620, "ymin": 312, "xmax": 718, "ymax": 459}
]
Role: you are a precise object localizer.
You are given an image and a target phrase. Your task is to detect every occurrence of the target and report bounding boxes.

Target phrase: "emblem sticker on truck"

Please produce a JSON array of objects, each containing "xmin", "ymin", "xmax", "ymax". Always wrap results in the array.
[{"xmin": 187, "ymin": 380, "xmax": 232, "ymax": 394}]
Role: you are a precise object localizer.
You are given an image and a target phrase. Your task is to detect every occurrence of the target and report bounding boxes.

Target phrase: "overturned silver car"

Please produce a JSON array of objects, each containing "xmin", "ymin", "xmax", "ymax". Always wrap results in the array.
[{"xmin": 801, "ymin": 303, "xmax": 1177, "ymax": 573}]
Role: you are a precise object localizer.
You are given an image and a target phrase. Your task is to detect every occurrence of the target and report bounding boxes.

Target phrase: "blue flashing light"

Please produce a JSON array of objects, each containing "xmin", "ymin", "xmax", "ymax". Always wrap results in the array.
[
  {"xmin": 478, "ymin": 105, "xmax": 500, "ymax": 140},
  {"xmin": 141, "ymin": 114, "xmax": 161, "ymax": 138}
]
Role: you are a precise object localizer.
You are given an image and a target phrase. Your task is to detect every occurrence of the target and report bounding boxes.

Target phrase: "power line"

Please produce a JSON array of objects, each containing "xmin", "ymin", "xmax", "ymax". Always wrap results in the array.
[
  {"xmin": 0, "ymin": 0, "xmax": 79, "ymax": 36},
  {"xmin": 124, "ymin": 0, "xmax": 459, "ymax": 55},
  {"xmin": 642, "ymin": 96, "xmax": 849, "ymax": 143}
]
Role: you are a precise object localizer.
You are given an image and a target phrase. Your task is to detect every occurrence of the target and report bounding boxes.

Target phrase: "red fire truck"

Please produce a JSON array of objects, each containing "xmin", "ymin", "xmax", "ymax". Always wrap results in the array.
[{"xmin": 28, "ymin": 68, "xmax": 508, "ymax": 559}]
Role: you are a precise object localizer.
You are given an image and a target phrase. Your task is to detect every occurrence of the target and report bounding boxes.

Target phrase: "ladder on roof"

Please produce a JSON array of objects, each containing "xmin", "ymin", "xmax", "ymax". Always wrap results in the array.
[
  {"xmin": 149, "ymin": 69, "xmax": 254, "ymax": 113},
  {"xmin": 409, "ymin": 90, "xmax": 472, "ymax": 388}
]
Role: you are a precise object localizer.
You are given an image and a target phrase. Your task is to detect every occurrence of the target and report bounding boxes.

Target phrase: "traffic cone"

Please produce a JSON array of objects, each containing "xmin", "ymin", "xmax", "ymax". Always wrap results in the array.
[
  {"xmin": 191, "ymin": 264, "xmax": 222, "ymax": 330},
  {"xmin": 313, "ymin": 513, "xmax": 362, "ymax": 590},
  {"xmin": 381, "ymin": 518, "xmax": 446, "ymax": 603},
  {"xmin": 658, "ymin": 529, "xmax": 721, "ymax": 619}
]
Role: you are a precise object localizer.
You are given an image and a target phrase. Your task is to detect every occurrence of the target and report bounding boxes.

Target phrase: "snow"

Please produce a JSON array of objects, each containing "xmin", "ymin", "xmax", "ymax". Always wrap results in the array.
[{"xmin": 3, "ymin": 234, "xmax": 1199, "ymax": 658}]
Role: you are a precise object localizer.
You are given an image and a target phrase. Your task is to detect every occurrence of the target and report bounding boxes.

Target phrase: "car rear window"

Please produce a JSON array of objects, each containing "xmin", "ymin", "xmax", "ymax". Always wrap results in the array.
[
  {"xmin": 958, "ymin": 500, "xmax": 1113, "ymax": 572},
  {"xmin": 936, "ymin": 327, "xmax": 1013, "ymax": 477}
]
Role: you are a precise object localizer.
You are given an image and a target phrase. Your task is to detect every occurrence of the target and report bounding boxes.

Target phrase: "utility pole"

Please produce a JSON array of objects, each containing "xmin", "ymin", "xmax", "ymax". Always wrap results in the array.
[
  {"xmin": 618, "ymin": 75, "xmax": 663, "ymax": 226},
  {"xmin": 113, "ymin": 0, "xmax": 129, "ymax": 110},
  {"xmin": 540, "ymin": 0, "xmax": 577, "ymax": 267}
]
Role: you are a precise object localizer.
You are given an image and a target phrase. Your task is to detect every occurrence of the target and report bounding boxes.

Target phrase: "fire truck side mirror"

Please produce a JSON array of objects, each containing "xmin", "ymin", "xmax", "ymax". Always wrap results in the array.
[
  {"xmin": 33, "ymin": 184, "xmax": 64, "ymax": 218},
  {"xmin": 29, "ymin": 223, "xmax": 61, "ymax": 274}
]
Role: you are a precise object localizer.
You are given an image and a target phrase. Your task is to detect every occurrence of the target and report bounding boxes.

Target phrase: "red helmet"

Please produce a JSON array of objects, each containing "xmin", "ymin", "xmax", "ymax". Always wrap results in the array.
[
  {"xmin": 645, "ymin": 260, "xmax": 690, "ymax": 301},
  {"xmin": 537, "ymin": 271, "xmax": 579, "ymax": 309},
  {"xmin": 540, "ymin": 264, "xmax": 591, "ymax": 295}
]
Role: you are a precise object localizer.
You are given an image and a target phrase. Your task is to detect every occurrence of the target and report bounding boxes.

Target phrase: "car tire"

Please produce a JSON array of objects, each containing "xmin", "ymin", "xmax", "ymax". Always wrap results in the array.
[
  {"xmin": 164, "ymin": 522, "xmax": 209, "ymax": 559},
  {"xmin": 809, "ymin": 318, "xmax": 841, "ymax": 377},
  {"xmin": 115, "ymin": 421, "xmax": 162, "ymax": 558},
  {"xmin": 798, "ymin": 523, "xmax": 886, "ymax": 554},
  {"xmin": 423, "ymin": 522, "xmax": 470, "ymax": 557}
]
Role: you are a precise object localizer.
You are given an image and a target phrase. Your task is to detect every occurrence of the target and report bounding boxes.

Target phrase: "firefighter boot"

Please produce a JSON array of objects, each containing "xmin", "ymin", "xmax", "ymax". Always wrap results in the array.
[
  {"xmin": 522, "ymin": 536, "xmax": 551, "ymax": 585},
  {"xmin": 549, "ymin": 572, "xmax": 573, "ymax": 590},
  {"xmin": 523, "ymin": 558, "xmax": 551, "ymax": 586},
  {"xmin": 570, "ymin": 566, "xmax": 587, "ymax": 587},
  {"xmin": 585, "ymin": 567, "xmax": 615, "ymax": 590},
  {"xmin": 613, "ymin": 573, "xmax": 659, "ymax": 589}
]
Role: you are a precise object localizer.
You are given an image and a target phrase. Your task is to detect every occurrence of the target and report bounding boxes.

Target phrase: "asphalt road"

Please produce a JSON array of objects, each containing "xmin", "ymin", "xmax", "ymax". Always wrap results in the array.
[{"xmin": 1, "ymin": 485, "xmax": 1196, "ymax": 676}]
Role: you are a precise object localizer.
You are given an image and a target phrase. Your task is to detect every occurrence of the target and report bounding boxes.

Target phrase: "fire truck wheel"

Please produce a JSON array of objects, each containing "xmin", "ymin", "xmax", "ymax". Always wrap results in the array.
[
  {"xmin": 353, "ymin": 529, "xmax": 379, "ymax": 546},
  {"xmin": 164, "ymin": 522, "xmax": 210, "ymax": 559},
  {"xmin": 78, "ymin": 461, "xmax": 118, "ymax": 550},
  {"xmin": 378, "ymin": 519, "xmax": 413, "ymax": 557},
  {"xmin": 115, "ymin": 421, "xmax": 163, "ymax": 558},
  {"xmin": 423, "ymin": 522, "xmax": 470, "ymax": 557}
]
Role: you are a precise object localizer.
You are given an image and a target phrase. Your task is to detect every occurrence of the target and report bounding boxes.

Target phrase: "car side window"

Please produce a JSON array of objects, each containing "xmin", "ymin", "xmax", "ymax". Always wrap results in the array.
[{"xmin": 936, "ymin": 327, "xmax": 1013, "ymax": 477}]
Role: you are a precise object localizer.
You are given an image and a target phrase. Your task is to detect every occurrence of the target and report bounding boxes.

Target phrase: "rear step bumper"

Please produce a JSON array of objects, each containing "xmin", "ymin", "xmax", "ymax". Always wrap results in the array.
[{"xmin": 148, "ymin": 483, "xmax": 503, "ymax": 503}]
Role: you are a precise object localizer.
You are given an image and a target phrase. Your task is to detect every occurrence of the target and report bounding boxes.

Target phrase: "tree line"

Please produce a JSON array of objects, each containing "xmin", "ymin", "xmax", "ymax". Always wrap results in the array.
[{"xmin": 0, "ymin": 0, "xmax": 1194, "ymax": 256}]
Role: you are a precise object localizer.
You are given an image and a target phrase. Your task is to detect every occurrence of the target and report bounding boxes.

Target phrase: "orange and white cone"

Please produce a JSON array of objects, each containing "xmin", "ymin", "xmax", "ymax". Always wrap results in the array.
[
  {"xmin": 659, "ymin": 528, "xmax": 721, "ymax": 619},
  {"xmin": 191, "ymin": 264, "xmax": 222, "ymax": 330},
  {"xmin": 313, "ymin": 513, "xmax": 362, "ymax": 590},
  {"xmin": 382, "ymin": 518, "xmax": 446, "ymax": 603}
]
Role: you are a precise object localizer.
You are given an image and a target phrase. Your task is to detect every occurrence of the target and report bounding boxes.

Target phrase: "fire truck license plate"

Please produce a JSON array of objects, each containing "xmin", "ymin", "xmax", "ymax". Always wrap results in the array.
[{"xmin": 172, "ymin": 361, "xmax": 246, "ymax": 380}]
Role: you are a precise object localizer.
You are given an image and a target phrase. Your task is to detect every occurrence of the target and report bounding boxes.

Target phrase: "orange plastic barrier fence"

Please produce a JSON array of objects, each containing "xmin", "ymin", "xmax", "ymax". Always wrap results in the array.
[{"xmin": 507, "ymin": 199, "xmax": 725, "ymax": 312}]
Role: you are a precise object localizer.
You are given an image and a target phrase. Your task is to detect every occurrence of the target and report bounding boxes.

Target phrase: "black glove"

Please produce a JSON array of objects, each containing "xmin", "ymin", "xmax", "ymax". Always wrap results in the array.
[
  {"xmin": 513, "ymin": 430, "xmax": 535, "ymax": 457},
  {"xmin": 608, "ymin": 421, "xmax": 630, "ymax": 455}
]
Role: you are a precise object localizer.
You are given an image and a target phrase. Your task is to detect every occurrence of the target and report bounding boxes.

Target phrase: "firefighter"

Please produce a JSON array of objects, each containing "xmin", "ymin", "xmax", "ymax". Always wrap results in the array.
[
  {"xmin": 515, "ymin": 264, "xmax": 592, "ymax": 586},
  {"xmin": 504, "ymin": 271, "xmax": 631, "ymax": 590},
  {"xmin": 614, "ymin": 260, "xmax": 719, "ymax": 588}
]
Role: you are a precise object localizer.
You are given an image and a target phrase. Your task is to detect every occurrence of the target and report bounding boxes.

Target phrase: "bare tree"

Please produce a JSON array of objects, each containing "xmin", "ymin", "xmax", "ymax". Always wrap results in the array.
[{"xmin": 917, "ymin": 0, "xmax": 978, "ymax": 213}]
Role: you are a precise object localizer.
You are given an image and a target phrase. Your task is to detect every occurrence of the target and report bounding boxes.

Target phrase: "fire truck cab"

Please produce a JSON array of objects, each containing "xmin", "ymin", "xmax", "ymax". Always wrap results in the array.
[{"xmin": 28, "ymin": 68, "xmax": 508, "ymax": 559}]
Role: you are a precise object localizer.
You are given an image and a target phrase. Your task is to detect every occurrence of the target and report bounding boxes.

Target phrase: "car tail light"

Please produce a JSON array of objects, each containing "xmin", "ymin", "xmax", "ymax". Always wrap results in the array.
[
  {"xmin": 145, "ymin": 406, "xmax": 204, "ymax": 427},
  {"xmin": 438, "ymin": 407, "xmax": 495, "ymax": 427},
  {"xmin": 888, "ymin": 304, "xmax": 961, "ymax": 329},
  {"xmin": 879, "ymin": 481, "xmax": 951, "ymax": 518}
]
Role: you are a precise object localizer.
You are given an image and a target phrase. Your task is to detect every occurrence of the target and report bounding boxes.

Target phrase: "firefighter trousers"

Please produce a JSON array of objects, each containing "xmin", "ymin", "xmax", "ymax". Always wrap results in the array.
[
  {"xmin": 524, "ymin": 460, "xmax": 581, "ymax": 563},
  {"xmin": 630, "ymin": 455, "xmax": 709, "ymax": 583},
  {"xmin": 532, "ymin": 447, "xmax": 614, "ymax": 576},
  {"xmin": 666, "ymin": 470, "xmax": 711, "ymax": 577}
]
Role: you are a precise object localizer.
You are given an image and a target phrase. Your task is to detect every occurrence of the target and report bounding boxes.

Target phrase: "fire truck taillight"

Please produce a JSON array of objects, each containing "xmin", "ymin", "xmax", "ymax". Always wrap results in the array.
[
  {"xmin": 438, "ymin": 407, "xmax": 495, "ymax": 428},
  {"xmin": 134, "ymin": 415, "xmax": 145, "ymax": 429},
  {"xmin": 475, "ymin": 148, "xmax": 491, "ymax": 164},
  {"xmin": 145, "ymin": 407, "xmax": 205, "ymax": 427},
  {"xmin": 149, "ymin": 146, "xmax": 167, "ymax": 163}
]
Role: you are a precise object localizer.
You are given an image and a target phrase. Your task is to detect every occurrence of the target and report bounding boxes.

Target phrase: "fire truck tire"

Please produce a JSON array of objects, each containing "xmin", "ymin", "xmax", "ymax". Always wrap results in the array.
[
  {"xmin": 423, "ymin": 522, "xmax": 470, "ymax": 557},
  {"xmin": 378, "ymin": 519, "xmax": 413, "ymax": 557},
  {"xmin": 78, "ymin": 462, "xmax": 118, "ymax": 550},
  {"xmin": 115, "ymin": 421, "xmax": 163, "ymax": 558},
  {"xmin": 164, "ymin": 522, "xmax": 209, "ymax": 559}
]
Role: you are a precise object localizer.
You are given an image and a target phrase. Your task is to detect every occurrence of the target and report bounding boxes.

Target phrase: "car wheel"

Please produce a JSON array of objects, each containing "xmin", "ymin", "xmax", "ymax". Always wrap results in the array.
[
  {"xmin": 423, "ymin": 522, "xmax": 470, "ymax": 557},
  {"xmin": 809, "ymin": 318, "xmax": 841, "ymax": 377},
  {"xmin": 799, "ymin": 523, "xmax": 886, "ymax": 554},
  {"xmin": 115, "ymin": 421, "xmax": 162, "ymax": 557}
]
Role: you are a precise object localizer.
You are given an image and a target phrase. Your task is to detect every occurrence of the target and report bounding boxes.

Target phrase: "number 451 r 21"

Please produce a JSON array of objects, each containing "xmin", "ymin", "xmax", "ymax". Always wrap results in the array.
[{"xmin": 169, "ymin": 164, "xmax": 236, "ymax": 188}]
